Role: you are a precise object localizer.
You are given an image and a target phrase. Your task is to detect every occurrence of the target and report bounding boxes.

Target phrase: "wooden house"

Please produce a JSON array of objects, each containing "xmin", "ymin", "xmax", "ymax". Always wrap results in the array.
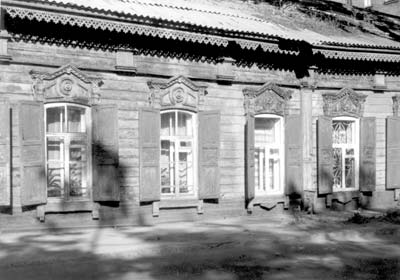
[{"xmin": 0, "ymin": 0, "xmax": 400, "ymax": 226}]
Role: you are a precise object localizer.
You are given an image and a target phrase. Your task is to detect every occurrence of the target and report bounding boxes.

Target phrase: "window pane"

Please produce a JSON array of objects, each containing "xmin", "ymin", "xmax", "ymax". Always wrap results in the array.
[
  {"xmin": 333, "ymin": 148, "xmax": 342, "ymax": 189},
  {"xmin": 178, "ymin": 151, "xmax": 193, "ymax": 194},
  {"xmin": 47, "ymin": 138, "xmax": 63, "ymax": 161},
  {"xmin": 180, "ymin": 141, "xmax": 192, "ymax": 148},
  {"xmin": 69, "ymin": 162, "xmax": 87, "ymax": 197},
  {"xmin": 47, "ymin": 163, "xmax": 63, "ymax": 198},
  {"xmin": 46, "ymin": 106, "xmax": 64, "ymax": 133},
  {"xmin": 268, "ymin": 158, "xmax": 274, "ymax": 190},
  {"xmin": 255, "ymin": 118, "xmax": 279, "ymax": 144},
  {"xmin": 177, "ymin": 112, "xmax": 193, "ymax": 136},
  {"xmin": 255, "ymin": 147, "xmax": 266, "ymax": 192},
  {"xmin": 345, "ymin": 157, "xmax": 356, "ymax": 189},
  {"xmin": 70, "ymin": 140, "xmax": 87, "ymax": 162},
  {"xmin": 268, "ymin": 150, "xmax": 280, "ymax": 191},
  {"xmin": 161, "ymin": 112, "xmax": 175, "ymax": 136},
  {"xmin": 333, "ymin": 121, "xmax": 354, "ymax": 144},
  {"xmin": 161, "ymin": 140, "xmax": 175, "ymax": 193},
  {"xmin": 67, "ymin": 106, "xmax": 86, "ymax": 133}
]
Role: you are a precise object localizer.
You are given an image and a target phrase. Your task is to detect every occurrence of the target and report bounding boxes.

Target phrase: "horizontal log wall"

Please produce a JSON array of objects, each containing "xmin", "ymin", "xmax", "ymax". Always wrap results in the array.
[{"xmin": 1, "ymin": 40, "xmax": 399, "ymax": 223}]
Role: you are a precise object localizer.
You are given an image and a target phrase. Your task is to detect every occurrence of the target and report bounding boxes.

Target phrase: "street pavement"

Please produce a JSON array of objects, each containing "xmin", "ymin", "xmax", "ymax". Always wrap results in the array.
[{"xmin": 0, "ymin": 212, "xmax": 399, "ymax": 280}]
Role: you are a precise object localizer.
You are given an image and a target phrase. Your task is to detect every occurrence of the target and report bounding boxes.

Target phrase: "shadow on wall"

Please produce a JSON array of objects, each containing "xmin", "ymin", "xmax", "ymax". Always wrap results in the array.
[{"xmin": 13, "ymin": 141, "xmax": 150, "ymax": 231}]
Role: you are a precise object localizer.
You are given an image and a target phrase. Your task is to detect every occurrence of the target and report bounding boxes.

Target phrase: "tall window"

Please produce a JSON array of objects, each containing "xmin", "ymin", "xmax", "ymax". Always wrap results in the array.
[
  {"xmin": 254, "ymin": 114, "xmax": 284, "ymax": 196},
  {"xmin": 160, "ymin": 110, "xmax": 196, "ymax": 198},
  {"xmin": 45, "ymin": 103, "xmax": 91, "ymax": 200},
  {"xmin": 332, "ymin": 117, "xmax": 359, "ymax": 191}
]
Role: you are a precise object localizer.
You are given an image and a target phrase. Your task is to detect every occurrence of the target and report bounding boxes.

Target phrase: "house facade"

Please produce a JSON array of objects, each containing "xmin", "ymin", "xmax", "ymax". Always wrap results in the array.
[{"xmin": 0, "ymin": 0, "xmax": 400, "ymax": 226}]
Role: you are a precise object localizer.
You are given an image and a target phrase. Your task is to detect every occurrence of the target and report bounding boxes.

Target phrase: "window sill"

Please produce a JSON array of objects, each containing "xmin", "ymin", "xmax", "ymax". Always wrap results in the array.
[
  {"xmin": 331, "ymin": 191, "xmax": 360, "ymax": 204},
  {"xmin": 253, "ymin": 194, "xmax": 286, "ymax": 206},
  {"xmin": 159, "ymin": 198, "xmax": 200, "ymax": 209},
  {"xmin": 45, "ymin": 200, "xmax": 93, "ymax": 213}
]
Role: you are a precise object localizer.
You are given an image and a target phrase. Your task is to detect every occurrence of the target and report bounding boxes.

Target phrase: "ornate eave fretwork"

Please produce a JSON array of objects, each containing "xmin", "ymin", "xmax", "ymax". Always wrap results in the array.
[
  {"xmin": 30, "ymin": 64, "xmax": 103, "ymax": 105},
  {"xmin": 243, "ymin": 83, "xmax": 292, "ymax": 116},
  {"xmin": 147, "ymin": 76, "xmax": 207, "ymax": 111},
  {"xmin": 322, "ymin": 88, "xmax": 367, "ymax": 118},
  {"xmin": 392, "ymin": 94, "xmax": 400, "ymax": 117},
  {"xmin": 313, "ymin": 48, "xmax": 400, "ymax": 63},
  {"xmin": 5, "ymin": 6, "xmax": 229, "ymax": 47}
]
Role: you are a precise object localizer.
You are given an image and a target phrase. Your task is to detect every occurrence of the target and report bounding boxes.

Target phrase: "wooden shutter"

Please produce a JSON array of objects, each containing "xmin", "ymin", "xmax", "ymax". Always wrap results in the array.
[
  {"xmin": 317, "ymin": 116, "xmax": 333, "ymax": 195},
  {"xmin": 198, "ymin": 110, "xmax": 220, "ymax": 199},
  {"xmin": 285, "ymin": 115, "xmax": 303, "ymax": 195},
  {"xmin": 0, "ymin": 99, "xmax": 10, "ymax": 206},
  {"xmin": 360, "ymin": 117, "xmax": 376, "ymax": 192},
  {"xmin": 245, "ymin": 113, "xmax": 255, "ymax": 202},
  {"xmin": 387, "ymin": 117, "xmax": 400, "ymax": 189},
  {"xmin": 139, "ymin": 108, "xmax": 160, "ymax": 202},
  {"xmin": 20, "ymin": 101, "xmax": 46, "ymax": 206},
  {"xmin": 92, "ymin": 104, "xmax": 120, "ymax": 201}
]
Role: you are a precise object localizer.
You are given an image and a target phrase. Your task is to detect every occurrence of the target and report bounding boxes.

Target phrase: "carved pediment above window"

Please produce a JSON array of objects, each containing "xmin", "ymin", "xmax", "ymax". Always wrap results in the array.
[
  {"xmin": 243, "ymin": 83, "xmax": 292, "ymax": 115},
  {"xmin": 147, "ymin": 76, "xmax": 207, "ymax": 111},
  {"xmin": 322, "ymin": 88, "xmax": 367, "ymax": 118},
  {"xmin": 30, "ymin": 64, "xmax": 103, "ymax": 105}
]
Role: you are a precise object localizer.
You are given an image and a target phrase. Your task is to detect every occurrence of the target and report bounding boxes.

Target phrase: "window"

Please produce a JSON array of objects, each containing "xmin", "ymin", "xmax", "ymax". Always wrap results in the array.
[
  {"xmin": 254, "ymin": 114, "xmax": 284, "ymax": 196},
  {"xmin": 45, "ymin": 103, "xmax": 91, "ymax": 200},
  {"xmin": 160, "ymin": 110, "xmax": 197, "ymax": 198},
  {"xmin": 364, "ymin": 0, "xmax": 372, "ymax": 7},
  {"xmin": 332, "ymin": 117, "xmax": 359, "ymax": 192}
]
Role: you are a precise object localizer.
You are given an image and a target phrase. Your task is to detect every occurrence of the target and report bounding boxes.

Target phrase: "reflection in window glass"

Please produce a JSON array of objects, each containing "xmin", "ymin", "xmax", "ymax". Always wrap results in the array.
[
  {"xmin": 45, "ymin": 104, "xmax": 90, "ymax": 200},
  {"xmin": 161, "ymin": 112, "xmax": 175, "ymax": 136},
  {"xmin": 332, "ymin": 119, "xmax": 358, "ymax": 191},
  {"xmin": 47, "ymin": 139, "xmax": 62, "ymax": 161},
  {"xmin": 178, "ymin": 112, "xmax": 193, "ymax": 136},
  {"xmin": 161, "ymin": 140, "xmax": 175, "ymax": 193},
  {"xmin": 47, "ymin": 163, "xmax": 63, "ymax": 198},
  {"xmin": 47, "ymin": 106, "xmax": 64, "ymax": 133},
  {"xmin": 255, "ymin": 118, "xmax": 277, "ymax": 144},
  {"xmin": 70, "ymin": 162, "xmax": 87, "ymax": 197},
  {"xmin": 68, "ymin": 107, "xmax": 86, "ymax": 133},
  {"xmin": 160, "ymin": 111, "xmax": 195, "ymax": 198},
  {"xmin": 254, "ymin": 116, "xmax": 283, "ymax": 195}
]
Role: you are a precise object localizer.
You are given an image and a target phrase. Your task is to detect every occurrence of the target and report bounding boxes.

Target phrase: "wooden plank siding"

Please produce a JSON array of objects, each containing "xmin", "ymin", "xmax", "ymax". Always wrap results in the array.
[{"xmin": 0, "ymin": 38, "xmax": 398, "ymax": 222}]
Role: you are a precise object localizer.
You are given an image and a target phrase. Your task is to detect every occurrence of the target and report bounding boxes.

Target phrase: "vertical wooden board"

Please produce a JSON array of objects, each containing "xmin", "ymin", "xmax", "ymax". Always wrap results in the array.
[
  {"xmin": 0, "ymin": 99, "xmax": 10, "ymax": 206},
  {"xmin": 92, "ymin": 104, "xmax": 120, "ymax": 201},
  {"xmin": 285, "ymin": 115, "xmax": 303, "ymax": 195},
  {"xmin": 386, "ymin": 117, "xmax": 400, "ymax": 189},
  {"xmin": 317, "ymin": 116, "xmax": 333, "ymax": 195},
  {"xmin": 245, "ymin": 114, "xmax": 255, "ymax": 202},
  {"xmin": 19, "ymin": 101, "xmax": 46, "ymax": 206},
  {"xmin": 139, "ymin": 108, "xmax": 161, "ymax": 202},
  {"xmin": 198, "ymin": 110, "xmax": 220, "ymax": 199},
  {"xmin": 360, "ymin": 117, "xmax": 376, "ymax": 192}
]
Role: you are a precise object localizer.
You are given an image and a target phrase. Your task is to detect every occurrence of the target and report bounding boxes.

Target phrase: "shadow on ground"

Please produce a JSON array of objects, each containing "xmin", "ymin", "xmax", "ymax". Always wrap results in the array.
[{"xmin": 0, "ymin": 214, "xmax": 399, "ymax": 280}]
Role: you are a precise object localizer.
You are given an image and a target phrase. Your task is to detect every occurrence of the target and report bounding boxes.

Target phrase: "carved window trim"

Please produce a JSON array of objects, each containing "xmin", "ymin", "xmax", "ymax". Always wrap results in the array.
[
  {"xmin": 30, "ymin": 64, "xmax": 103, "ymax": 106},
  {"xmin": 322, "ymin": 88, "xmax": 367, "ymax": 118},
  {"xmin": 243, "ymin": 83, "xmax": 292, "ymax": 116},
  {"xmin": 392, "ymin": 94, "xmax": 400, "ymax": 116},
  {"xmin": 147, "ymin": 76, "xmax": 207, "ymax": 112}
]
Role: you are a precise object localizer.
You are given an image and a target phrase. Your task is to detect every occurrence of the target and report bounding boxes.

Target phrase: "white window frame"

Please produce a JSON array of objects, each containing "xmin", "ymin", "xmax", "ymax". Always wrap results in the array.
[
  {"xmin": 364, "ymin": 0, "xmax": 372, "ymax": 7},
  {"xmin": 44, "ymin": 102, "xmax": 92, "ymax": 202},
  {"xmin": 160, "ymin": 109, "xmax": 198, "ymax": 200},
  {"xmin": 332, "ymin": 116, "xmax": 359, "ymax": 192},
  {"xmin": 254, "ymin": 114, "xmax": 285, "ymax": 196}
]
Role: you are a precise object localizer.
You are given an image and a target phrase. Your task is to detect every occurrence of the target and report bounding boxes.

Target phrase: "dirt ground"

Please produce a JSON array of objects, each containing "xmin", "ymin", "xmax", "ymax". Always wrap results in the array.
[{"xmin": 0, "ymin": 211, "xmax": 399, "ymax": 280}]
